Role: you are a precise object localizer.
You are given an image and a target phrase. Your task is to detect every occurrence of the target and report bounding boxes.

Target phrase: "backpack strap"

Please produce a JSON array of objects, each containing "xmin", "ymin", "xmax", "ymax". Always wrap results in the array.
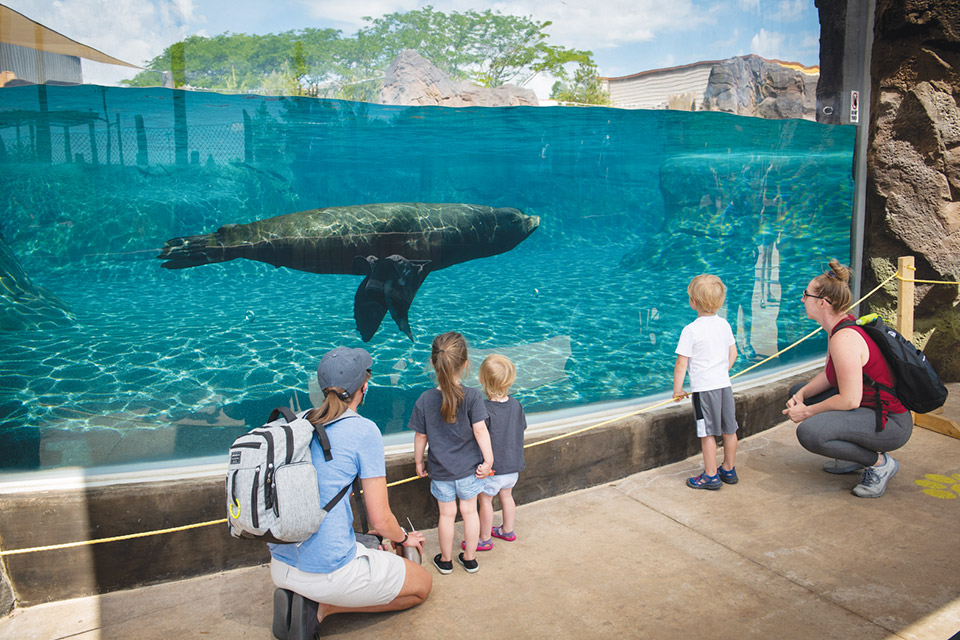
[
  {"xmin": 322, "ymin": 477, "xmax": 355, "ymax": 512},
  {"xmin": 832, "ymin": 320, "xmax": 887, "ymax": 433}
]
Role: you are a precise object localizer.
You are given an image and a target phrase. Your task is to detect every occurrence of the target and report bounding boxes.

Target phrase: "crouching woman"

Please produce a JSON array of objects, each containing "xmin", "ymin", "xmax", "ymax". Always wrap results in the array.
[
  {"xmin": 270, "ymin": 347, "xmax": 432, "ymax": 639},
  {"xmin": 782, "ymin": 260, "xmax": 912, "ymax": 498}
]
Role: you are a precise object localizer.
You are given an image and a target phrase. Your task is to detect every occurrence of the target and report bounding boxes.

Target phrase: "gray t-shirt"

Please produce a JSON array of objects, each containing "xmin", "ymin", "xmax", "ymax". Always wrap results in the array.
[
  {"xmin": 484, "ymin": 397, "xmax": 527, "ymax": 475},
  {"xmin": 408, "ymin": 386, "xmax": 489, "ymax": 481}
]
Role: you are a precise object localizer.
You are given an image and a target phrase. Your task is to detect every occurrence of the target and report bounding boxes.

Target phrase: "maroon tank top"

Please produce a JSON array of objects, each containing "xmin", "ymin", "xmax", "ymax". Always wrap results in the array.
[{"xmin": 825, "ymin": 314, "xmax": 907, "ymax": 424}]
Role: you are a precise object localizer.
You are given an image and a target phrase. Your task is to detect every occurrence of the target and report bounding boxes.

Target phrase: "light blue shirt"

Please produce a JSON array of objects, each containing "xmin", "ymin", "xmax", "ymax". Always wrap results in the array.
[{"xmin": 268, "ymin": 410, "xmax": 386, "ymax": 574}]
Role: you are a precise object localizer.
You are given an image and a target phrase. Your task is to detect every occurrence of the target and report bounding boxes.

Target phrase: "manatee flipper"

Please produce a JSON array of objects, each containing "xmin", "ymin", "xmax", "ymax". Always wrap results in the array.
[
  {"xmin": 158, "ymin": 233, "xmax": 224, "ymax": 269},
  {"xmin": 353, "ymin": 255, "xmax": 430, "ymax": 342}
]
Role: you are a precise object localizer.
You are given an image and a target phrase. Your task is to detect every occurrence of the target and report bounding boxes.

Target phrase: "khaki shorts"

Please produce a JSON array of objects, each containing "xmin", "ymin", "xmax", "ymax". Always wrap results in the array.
[{"xmin": 271, "ymin": 543, "xmax": 406, "ymax": 608}]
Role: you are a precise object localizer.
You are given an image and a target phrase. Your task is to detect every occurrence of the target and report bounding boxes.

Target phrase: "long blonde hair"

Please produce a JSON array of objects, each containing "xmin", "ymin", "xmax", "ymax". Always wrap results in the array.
[
  {"xmin": 305, "ymin": 370, "xmax": 371, "ymax": 426},
  {"xmin": 432, "ymin": 332, "xmax": 469, "ymax": 423}
]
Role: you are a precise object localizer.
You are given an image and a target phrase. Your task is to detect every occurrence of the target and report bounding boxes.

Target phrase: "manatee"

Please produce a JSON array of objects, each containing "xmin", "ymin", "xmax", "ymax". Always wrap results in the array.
[{"xmin": 158, "ymin": 202, "xmax": 539, "ymax": 341}]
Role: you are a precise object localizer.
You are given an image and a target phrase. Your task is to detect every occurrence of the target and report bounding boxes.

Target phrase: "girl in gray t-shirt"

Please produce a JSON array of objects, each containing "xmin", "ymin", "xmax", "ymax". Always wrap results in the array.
[{"xmin": 409, "ymin": 332, "xmax": 494, "ymax": 575}]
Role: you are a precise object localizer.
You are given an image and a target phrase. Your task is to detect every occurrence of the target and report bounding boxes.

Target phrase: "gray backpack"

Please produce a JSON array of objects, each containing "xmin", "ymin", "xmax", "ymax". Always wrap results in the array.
[{"xmin": 226, "ymin": 407, "xmax": 355, "ymax": 544}]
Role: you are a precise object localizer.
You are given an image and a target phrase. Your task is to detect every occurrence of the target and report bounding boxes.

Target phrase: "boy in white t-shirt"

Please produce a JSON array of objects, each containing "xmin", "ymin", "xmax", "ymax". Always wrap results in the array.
[{"xmin": 673, "ymin": 274, "xmax": 740, "ymax": 490}]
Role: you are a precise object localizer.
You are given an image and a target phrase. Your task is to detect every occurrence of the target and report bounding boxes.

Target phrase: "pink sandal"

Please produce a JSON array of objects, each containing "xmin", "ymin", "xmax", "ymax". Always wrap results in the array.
[
  {"xmin": 491, "ymin": 525, "xmax": 516, "ymax": 542},
  {"xmin": 461, "ymin": 539, "xmax": 493, "ymax": 551}
]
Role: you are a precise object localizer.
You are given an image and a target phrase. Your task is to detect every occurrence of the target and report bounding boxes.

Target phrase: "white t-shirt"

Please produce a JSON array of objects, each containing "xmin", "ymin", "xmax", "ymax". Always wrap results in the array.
[{"xmin": 675, "ymin": 314, "xmax": 735, "ymax": 392}]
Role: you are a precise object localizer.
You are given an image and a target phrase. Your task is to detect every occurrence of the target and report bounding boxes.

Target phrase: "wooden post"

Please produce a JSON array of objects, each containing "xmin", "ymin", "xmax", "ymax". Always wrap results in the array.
[
  {"xmin": 896, "ymin": 256, "xmax": 914, "ymax": 342},
  {"xmin": 898, "ymin": 255, "xmax": 960, "ymax": 439}
]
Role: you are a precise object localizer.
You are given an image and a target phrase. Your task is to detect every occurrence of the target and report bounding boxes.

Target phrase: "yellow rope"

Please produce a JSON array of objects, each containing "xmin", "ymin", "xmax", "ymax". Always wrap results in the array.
[
  {"xmin": 897, "ymin": 276, "xmax": 960, "ymax": 285},
  {"xmin": 0, "ymin": 519, "xmax": 229, "ymax": 557},
  {"xmin": 0, "ymin": 271, "xmax": 912, "ymax": 557}
]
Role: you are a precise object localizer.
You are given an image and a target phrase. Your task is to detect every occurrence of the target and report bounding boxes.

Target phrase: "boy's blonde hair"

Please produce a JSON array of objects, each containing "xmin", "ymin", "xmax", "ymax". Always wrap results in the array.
[
  {"xmin": 687, "ymin": 274, "xmax": 726, "ymax": 314},
  {"xmin": 478, "ymin": 354, "xmax": 516, "ymax": 398}
]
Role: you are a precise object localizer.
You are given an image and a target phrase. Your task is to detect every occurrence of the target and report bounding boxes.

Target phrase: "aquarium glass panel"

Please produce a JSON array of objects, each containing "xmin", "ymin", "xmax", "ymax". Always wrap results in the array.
[{"xmin": 0, "ymin": 85, "xmax": 854, "ymax": 471}]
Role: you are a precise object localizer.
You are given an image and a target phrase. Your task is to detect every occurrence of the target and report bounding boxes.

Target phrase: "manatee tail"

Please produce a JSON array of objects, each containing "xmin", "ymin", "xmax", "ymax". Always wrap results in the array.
[
  {"xmin": 352, "ymin": 255, "xmax": 430, "ymax": 342},
  {"xmin": 157, "ymin": 233, "xmax": 227, "ymax": 270}
]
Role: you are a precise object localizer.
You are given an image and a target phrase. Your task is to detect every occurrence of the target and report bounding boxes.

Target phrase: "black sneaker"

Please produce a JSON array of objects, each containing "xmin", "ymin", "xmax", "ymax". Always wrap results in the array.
[
  {"xmin": 458, "ymin": 552, "xmax": 479, "ymax": 573},
  {"xmin": 433, "ymin": 553, "xmax": 453, "ymax": 575},
  {"xmin": 272, "ymin": 588, "xmax": 292, "ymax": 640},
  {"xmin": 288, "ymin": 593, "xmax": 319, "ymax": 640}
]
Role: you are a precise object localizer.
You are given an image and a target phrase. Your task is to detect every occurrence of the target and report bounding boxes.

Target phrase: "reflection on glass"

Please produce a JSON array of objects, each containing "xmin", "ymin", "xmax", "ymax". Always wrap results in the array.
[{"xmin": 0, "ymin": 85, "xmax": 853, "ymax": 471}]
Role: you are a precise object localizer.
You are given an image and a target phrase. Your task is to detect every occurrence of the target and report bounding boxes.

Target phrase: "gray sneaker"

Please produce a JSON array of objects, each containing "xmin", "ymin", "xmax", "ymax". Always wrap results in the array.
[{"xmin": 852, "ymin": 454, "xmax": 899, "ymax": 498}]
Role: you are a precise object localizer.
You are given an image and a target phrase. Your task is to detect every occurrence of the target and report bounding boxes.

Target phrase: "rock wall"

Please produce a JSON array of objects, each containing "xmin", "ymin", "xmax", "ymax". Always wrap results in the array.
[
  {"xmin": 701, "ymin": 55, "xmax": 818, "ymax": 120},
  {"xmin": 862, "ymin": 0, "xmax": 960, "ymax": 380},
  {"xmin": 378, "ymin": 49, "xmax": 539, "ymax": 107}
]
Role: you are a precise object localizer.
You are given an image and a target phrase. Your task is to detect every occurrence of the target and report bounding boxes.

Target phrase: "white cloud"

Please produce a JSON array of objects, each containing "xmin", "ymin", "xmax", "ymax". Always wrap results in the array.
[
  {"xmin": 773, "ymin": 0, "xmax": 807, "ymax": 21},
  {"xmin": 750, "ymin": 28, "xmax": 784, "ymax": 58},
  {"xmin": 297, "ymin": 0, "xmax": 711, "ymax": 50},
  {"xmin": 4, "ymin": 0, "xmax": 197, "ymax": 85},
  {"xmin": 737, "ymin": 0, "xmax": 759, "ymax": 11}
]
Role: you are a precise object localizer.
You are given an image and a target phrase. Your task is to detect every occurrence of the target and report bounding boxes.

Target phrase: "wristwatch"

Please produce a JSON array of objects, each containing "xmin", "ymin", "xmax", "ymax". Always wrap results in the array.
[{"xmin": 398, "ymin": 527, "xmax": 409, "ymax": 545}]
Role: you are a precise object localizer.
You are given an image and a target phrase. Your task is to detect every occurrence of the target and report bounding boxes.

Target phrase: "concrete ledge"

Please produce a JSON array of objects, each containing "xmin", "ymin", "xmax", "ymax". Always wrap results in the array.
[{"xmin": 0, "ymin": 370, "xmax": 810, "ymax": 607}]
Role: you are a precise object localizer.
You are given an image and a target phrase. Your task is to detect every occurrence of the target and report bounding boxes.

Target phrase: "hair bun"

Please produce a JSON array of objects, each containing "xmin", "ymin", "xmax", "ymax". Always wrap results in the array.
[{"xmin": 827, "ymin": 258, "xmax": 850, "ymax": 284}]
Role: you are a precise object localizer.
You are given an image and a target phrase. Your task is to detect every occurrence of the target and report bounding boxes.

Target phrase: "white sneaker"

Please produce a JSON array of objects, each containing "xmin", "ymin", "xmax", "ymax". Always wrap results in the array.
[{"xmin": 852, "ymin": 454, "xmax": 899, "ymax": 498}]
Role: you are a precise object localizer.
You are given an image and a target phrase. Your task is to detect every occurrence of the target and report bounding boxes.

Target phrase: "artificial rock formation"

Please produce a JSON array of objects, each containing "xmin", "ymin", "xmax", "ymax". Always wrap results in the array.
[
  {"xmin": 701, "ymin": 55, "xmax": 818, "ymax": 120},
  {"xmin": 378, "ymin": 49, "xmax": 539, "ymax": 108},
  {"xmin": 862, "ymin": 0, "xmax": 960, "ymax": 380}
]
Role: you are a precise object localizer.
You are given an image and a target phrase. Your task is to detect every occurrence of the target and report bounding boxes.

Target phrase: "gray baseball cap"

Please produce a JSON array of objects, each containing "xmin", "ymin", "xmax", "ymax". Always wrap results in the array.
[{"xmin": 316, "ymin": 347, "xmax": 372, "ymax": 397}]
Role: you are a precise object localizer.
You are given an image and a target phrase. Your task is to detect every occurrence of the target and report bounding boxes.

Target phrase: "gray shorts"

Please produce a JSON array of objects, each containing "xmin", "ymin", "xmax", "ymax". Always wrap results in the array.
[{"xmin": 692, "ymin": 387, "xmax": 738, "ymax": 437}]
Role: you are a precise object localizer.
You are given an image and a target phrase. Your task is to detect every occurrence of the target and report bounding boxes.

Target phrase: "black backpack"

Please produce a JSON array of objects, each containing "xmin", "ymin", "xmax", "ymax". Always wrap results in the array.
[{"xmin": 836, "ymin": 313, "xmax": 948, "ymax": 430}]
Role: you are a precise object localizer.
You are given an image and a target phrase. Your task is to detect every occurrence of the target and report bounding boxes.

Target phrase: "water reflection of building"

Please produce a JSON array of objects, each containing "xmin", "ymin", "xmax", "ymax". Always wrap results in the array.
[{"xmin": 0, "ymin": 4, "xmax": 139, "ymax": 86}]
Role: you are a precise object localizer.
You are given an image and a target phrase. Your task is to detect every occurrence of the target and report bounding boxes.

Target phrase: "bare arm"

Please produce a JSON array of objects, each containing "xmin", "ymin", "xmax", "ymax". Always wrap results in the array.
[
  {"xmin": 472, "ymin": 420, "xmax": 494, "ymax": 478},
  {"xmin": 728, "ymin": 344, "xmax": 737, "ymax": 370},
  {"xmin": 413, "ymin": 432, "xmax": 427, "ymax": 478},
  {"xmin": 783, "ymin": 331, "xmax": 867, "ymax": 422},
  {"xmin": 361, "ymin": 476, "xmax": 425, "ymax": 551},
  {"xmin": 673, "ymin": 355, "xmax": 689, "ymax": 400}
]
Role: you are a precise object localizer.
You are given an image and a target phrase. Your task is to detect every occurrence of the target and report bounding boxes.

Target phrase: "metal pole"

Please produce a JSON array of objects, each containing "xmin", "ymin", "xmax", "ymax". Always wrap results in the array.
[{"xmin": 848, "ymin": 0, "xmax": 876, "ymax": 307}]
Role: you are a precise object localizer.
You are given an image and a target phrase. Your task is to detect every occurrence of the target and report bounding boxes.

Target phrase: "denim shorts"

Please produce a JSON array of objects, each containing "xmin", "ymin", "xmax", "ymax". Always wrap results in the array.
[
  {"xmin": 482, "ymin": 472, "xmax": 519, "ymax": 496},
  {"xmin": 430, "ymin": 474, "xmax": 484, "ymax": 502}
]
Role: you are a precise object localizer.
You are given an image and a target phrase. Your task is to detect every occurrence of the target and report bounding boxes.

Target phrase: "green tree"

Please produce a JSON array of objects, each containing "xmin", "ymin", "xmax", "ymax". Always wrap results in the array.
[
  {"xmin": 121, "ymin": 7, "xmax": 599, "ymax": 100},
  {"xmin": 550, "ymin": 62, "xmax": 612, "ymax": 105},
  {"xmin": 123, "ymin": 29, "xmax": 342, "ymax": 92},
  {"xmin": 356, "ymin": 6, "xmax": 591, "ymax": 87}
]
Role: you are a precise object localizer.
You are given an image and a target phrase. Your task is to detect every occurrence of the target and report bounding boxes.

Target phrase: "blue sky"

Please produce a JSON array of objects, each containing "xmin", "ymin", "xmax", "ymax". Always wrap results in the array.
[{"xmin": 6, "ymin": 0, "xmax": 820, "ymax": 97}]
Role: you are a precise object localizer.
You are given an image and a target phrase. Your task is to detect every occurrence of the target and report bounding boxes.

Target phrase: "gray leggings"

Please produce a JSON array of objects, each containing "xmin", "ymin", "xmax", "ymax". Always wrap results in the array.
[{"xmin": 790, "ymin": 382, "xmax": 913, "ymax": 466}]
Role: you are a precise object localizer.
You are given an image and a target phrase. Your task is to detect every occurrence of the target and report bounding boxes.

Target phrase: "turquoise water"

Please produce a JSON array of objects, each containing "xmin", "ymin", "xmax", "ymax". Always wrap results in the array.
[{"xmin": 0, "ymin": 85, "xmax": 854, "ymax": 470}]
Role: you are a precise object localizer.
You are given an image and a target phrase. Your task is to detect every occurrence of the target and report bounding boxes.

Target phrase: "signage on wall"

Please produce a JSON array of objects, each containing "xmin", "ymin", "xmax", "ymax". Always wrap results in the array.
[{"xmin": 850, "ymin": 90, "xmax": 860, "ymax": 123}]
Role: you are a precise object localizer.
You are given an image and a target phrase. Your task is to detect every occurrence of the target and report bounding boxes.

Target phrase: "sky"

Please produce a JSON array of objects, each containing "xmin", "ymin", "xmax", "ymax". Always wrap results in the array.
[{"xmin": 4, "ymin": 0, "xmax": 821, "ymax": 98}]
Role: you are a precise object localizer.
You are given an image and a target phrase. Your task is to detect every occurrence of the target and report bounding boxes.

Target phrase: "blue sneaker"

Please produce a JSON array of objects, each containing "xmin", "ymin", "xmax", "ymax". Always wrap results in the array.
[
  {"xmin": 686, "ymin": 472, "xmax": 722, "ymax": 490},
  {"xmin": 718, "ymin": 466, "xmax": 739, "ymax": 484}
]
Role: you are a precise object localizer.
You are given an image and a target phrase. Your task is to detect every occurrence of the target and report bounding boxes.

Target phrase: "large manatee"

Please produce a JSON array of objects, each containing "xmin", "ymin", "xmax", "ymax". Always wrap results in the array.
[{"xmin": 158, "ymin": 202, "xmax": 539, "ymax": 341}]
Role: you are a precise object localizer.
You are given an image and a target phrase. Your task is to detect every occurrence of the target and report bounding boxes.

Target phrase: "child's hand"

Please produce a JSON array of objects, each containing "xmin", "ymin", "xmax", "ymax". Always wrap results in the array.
[
  {"xmin": 415, "ymin": 460, "xmax": 427, "ymax": 478},
  {"xmin": 476, "ymin": 461, "xmax": 493, "ymax": 479},
  {"xmin": 673, "ymin": 389, "xmax": 688, "ymax": 402}
]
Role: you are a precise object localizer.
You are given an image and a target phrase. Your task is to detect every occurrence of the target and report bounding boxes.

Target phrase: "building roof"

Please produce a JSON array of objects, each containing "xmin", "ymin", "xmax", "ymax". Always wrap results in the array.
[{"xmin": 0, "ymin": 3, "xmax": 141, "ymax": 69}]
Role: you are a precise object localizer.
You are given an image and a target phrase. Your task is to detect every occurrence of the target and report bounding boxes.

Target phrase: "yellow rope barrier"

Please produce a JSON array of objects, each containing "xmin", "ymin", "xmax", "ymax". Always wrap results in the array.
[
  {"xmin": 0, "ymin": 519, "xmax": 229, "ymax": 557},
  {"xmin": 0, "ymin": 269, "xmax": 929, "ymax": 557}
]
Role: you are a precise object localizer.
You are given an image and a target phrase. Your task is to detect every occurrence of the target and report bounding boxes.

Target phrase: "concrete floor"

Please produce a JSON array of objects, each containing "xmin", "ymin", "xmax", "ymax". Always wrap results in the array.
[{"xmin": 3, "ymin": 400, "xmax": 960, "ymax": 639}]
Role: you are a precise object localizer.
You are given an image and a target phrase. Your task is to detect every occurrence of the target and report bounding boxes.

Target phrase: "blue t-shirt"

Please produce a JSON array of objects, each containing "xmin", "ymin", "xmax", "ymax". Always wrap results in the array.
[
  {"xmin": 407, "ymin": 386, "xmax": 489, "ymax": 481},
  {"xmin": 268, "ymin": 410, "xmax": 386, "ymax": 574}
]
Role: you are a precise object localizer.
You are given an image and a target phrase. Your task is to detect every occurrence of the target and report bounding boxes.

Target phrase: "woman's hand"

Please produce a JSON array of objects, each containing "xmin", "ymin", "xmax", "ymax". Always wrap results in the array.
[
  {"xmin": 786, "ymin": 391, "xmax": 803, "ymax": 409},
  {"xmin": 394, "ymin": 530, "xmax": 426, "ymax": 552},
  {"xmin": 782, "ymin": 397, "xmax": 810, "ymax": 423},
  {"xmin": 415, "ymin": 460, "xmax": 427, "ymax": 478}
]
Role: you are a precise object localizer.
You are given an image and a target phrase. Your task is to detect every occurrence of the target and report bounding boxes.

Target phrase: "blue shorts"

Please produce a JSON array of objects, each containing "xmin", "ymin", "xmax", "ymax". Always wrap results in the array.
[
  {"xmin": 482, "ymin": 472, "xmax": 519, "ymax": 496},
  {"xmin": 431, "ymin": 475, "xmax": 484, "ymax": 502}
]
